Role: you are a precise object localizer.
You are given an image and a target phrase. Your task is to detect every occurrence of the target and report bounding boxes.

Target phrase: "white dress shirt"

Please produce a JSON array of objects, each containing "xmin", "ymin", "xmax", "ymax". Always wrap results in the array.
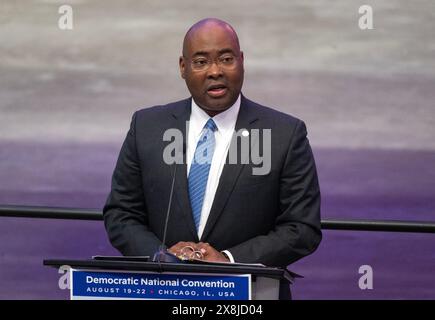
[{"xmin": 187, "ymin": 95, "xmax": 241, "ymax": 262}]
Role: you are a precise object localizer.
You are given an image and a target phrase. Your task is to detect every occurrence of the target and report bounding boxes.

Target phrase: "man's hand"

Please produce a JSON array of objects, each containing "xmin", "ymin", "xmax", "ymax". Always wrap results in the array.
[
  {"xmin": 196, "ymin": 242, "xmax": 229, "ymax": 262},
  {"xmin": 167, "ymin": 241, "xmax": 229, "ymax": 262},
  {"xmin": 167, "ymin": 241, "xmax": 200, "ymax": 259}
]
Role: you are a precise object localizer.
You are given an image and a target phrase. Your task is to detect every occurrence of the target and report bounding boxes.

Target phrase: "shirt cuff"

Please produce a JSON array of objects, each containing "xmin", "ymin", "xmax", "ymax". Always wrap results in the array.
[{"xmin": 221, "ymin": 250, "xmax": 235, "ymax": 263}]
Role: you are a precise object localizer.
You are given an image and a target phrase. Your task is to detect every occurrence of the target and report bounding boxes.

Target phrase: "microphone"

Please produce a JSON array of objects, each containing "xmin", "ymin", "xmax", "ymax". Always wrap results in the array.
[{"xmin": 152, "ymin": 146, "xmax": 185, "ymax": 263}]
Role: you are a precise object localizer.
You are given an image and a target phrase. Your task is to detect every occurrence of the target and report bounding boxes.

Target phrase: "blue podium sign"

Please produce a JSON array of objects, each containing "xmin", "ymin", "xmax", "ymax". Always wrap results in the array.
[{"xmin": 71, "ymin": 269, "xmax": 251, "ymax": 300}]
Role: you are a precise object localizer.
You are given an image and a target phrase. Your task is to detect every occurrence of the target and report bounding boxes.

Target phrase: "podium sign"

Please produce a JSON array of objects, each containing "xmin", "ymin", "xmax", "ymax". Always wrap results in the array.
[
  {"xmin": 44, "ymin": 259, "xmax": 295, "ymax": 300},
  {"xmin": 71, "ymin": 269, "xmax": 251, "ymax": 300}
]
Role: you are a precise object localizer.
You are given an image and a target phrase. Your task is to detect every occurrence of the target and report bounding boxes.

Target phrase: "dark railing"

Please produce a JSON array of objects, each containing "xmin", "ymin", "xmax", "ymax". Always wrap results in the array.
[
  {"xmin": 0, "ymin": 205, "xmax": 102, "ymax": 221},
  {"xmin": 1, "ymin": 205, "xmax": 435, "ymax": 234}
]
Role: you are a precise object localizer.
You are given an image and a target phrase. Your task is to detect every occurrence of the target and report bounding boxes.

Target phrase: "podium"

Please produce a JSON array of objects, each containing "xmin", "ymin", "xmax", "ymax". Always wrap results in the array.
[{"xmin": 44, "ymin": 258, "xmax": 298, "ymax": 300}]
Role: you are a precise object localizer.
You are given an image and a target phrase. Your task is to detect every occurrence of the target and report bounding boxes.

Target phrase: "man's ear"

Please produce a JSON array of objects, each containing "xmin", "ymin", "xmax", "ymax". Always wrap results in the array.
[
  {"xmin": 179, "ymin": 56, "xmax": 186, "ymax": 79},
  {"xmin": 240, "ymin": 51, "xmax": 244, "ymax": 65}
]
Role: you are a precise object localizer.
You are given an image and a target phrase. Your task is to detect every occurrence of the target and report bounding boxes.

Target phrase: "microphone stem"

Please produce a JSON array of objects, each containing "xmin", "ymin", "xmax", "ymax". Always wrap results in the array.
[{"xmin": 161, "ymin": 164, "xmax": 177, "ymax": 250}]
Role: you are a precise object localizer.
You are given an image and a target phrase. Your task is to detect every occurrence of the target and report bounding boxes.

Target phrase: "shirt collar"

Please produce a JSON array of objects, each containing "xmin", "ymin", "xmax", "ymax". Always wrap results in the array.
[{"xmin": 190, "ymin": 94, "xmax": 241, "ymax": 138}]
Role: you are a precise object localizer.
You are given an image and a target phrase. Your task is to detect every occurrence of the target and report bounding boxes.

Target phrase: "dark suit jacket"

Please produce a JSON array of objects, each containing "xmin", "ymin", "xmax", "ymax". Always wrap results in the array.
[{"xmin": 103, "ymin": 95, "xmax": 321, "ymax": 269}]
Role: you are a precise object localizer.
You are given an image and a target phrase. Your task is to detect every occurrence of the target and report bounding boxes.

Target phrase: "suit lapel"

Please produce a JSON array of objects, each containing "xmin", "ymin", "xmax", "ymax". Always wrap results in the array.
[
  {"xmin": 201, "ymin": 95, "xmax": 259, "ymax": 241},
  {"xmin": 170, "ymin": 98, "xmax": 199, "ymax": 241}
]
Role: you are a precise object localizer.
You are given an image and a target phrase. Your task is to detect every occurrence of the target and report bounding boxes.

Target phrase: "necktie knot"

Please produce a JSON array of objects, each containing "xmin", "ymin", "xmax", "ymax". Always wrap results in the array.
[{"xmin": 204, "ymin": 118, "xmax": 218, "ymax": 132}]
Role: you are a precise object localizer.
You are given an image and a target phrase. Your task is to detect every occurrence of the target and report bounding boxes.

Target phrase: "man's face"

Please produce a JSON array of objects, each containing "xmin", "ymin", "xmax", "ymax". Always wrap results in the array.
[{"xmin": 180, "ymin": 24, "xmax": 244, "ymax": 115}]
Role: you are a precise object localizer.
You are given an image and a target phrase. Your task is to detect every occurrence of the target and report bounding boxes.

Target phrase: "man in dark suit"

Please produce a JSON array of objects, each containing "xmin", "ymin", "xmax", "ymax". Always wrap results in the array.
[{"xmin": 103, "ymin": 18, "xmax": 321, "ymax": 297}]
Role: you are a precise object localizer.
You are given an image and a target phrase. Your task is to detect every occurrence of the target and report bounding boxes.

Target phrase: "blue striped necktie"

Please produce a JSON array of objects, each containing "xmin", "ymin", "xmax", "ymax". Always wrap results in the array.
[{"xmin": 188, "ymin": 118, "xmax": 218, "ymax": 231}]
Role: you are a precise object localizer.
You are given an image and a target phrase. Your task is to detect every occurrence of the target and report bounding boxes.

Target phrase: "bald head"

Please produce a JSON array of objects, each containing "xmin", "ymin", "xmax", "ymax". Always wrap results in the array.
[
  {"xmin": 179, "ymin": 18, "xmax": 244, "ymax": 116},
  {"xmin": 182, "ymin": 18, "xmax": 240, "ymax": 57}
]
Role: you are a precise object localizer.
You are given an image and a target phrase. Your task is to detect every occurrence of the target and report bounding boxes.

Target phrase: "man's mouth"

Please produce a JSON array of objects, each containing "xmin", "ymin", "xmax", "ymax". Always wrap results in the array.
[{"xmin": 206, "ymin": 84, "xmax": 228, "ymax": 98}]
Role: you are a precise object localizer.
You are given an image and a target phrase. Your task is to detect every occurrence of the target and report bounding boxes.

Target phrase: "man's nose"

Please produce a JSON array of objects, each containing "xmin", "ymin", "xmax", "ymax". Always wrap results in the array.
[{"xmin": 207, "ymin": 61, "xmax": 223, "ymax": 78}]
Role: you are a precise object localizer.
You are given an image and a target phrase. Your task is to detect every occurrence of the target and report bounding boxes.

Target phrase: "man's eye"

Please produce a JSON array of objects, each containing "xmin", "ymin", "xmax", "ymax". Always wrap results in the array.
[
  {"xmin": 193, "ymin": 60, "xmax": 207, "ymax": 65},
  {"xmin": 221, "ymin": 56, "xmax": 234, "ymax": 63}
]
